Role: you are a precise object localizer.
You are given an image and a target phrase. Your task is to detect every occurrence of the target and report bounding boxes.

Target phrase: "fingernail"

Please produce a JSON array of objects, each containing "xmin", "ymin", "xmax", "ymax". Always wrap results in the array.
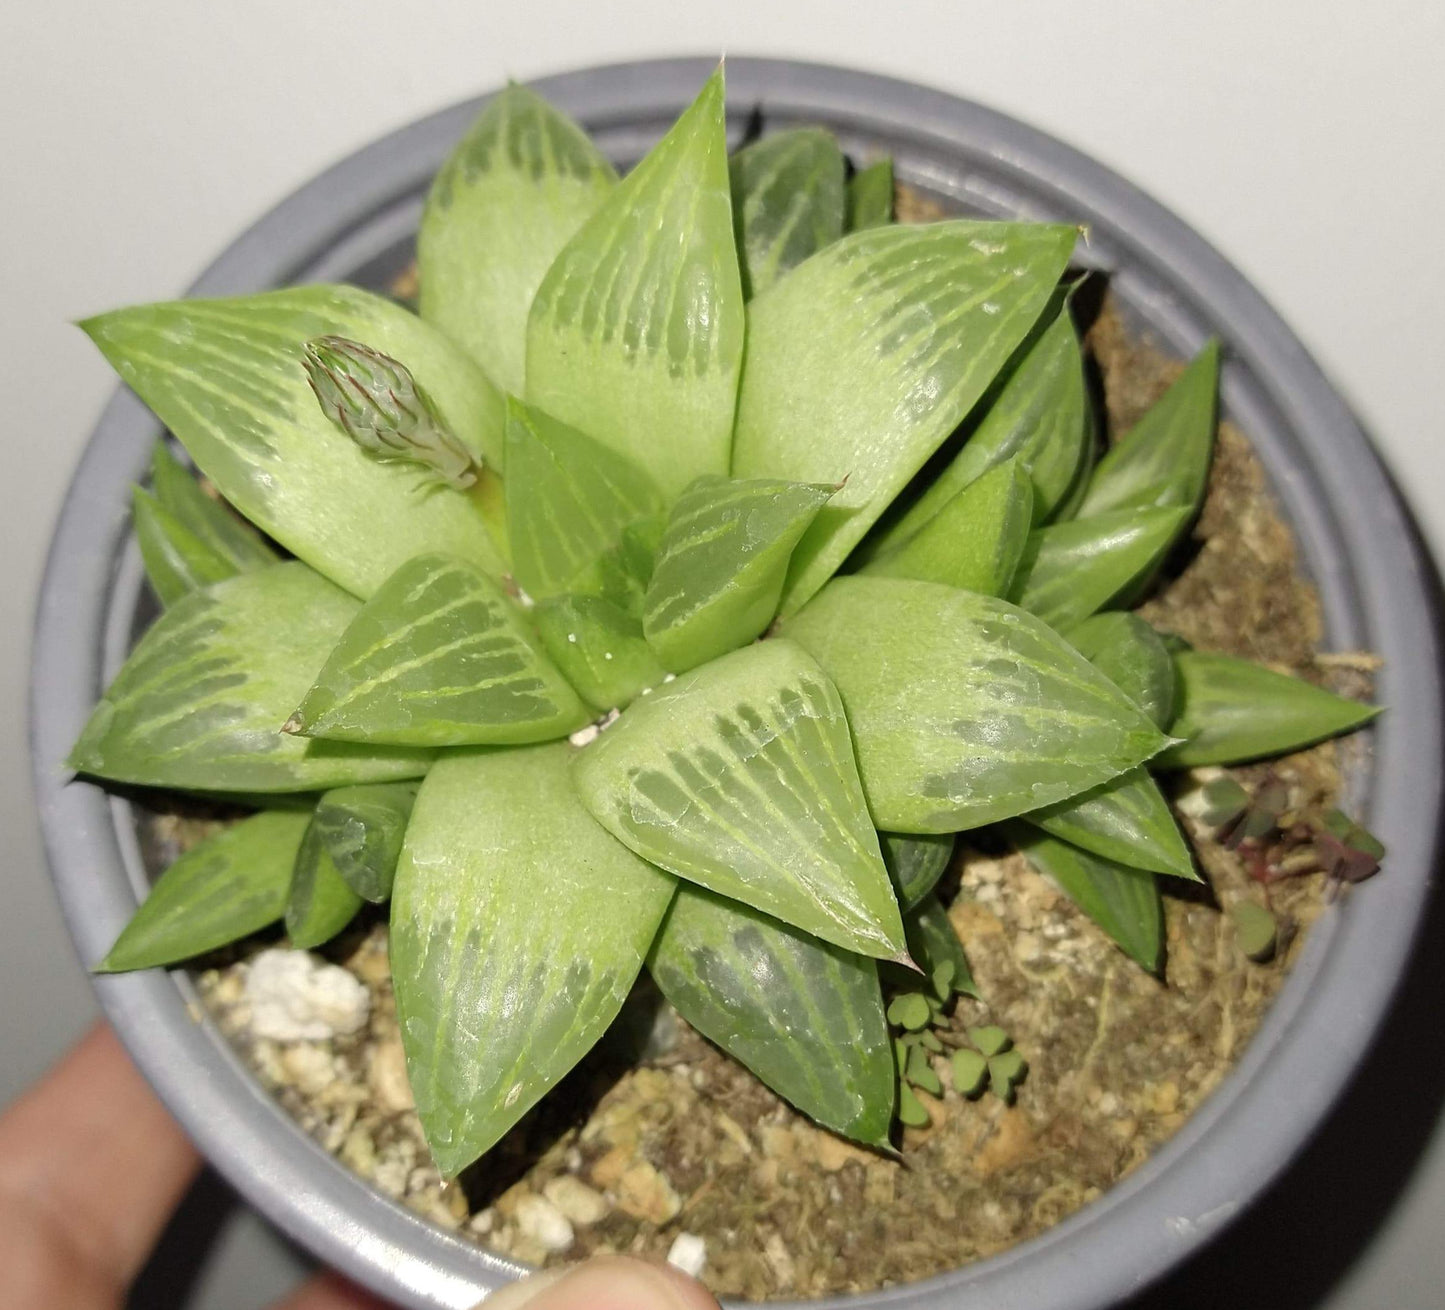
[{"xmin": 480, "ymin": 1268, "xmax": 567, "ymax": 1310}]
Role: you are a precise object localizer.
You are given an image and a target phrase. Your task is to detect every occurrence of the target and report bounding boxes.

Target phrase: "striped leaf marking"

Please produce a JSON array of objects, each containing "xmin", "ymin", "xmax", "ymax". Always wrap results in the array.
[
  {"xmin": 391, "ymin": 743, "xmax": 674, "ymax": 1175},
  {"xmin": 1079, "ymin": 340, "xmax": 1220, "ymax": 517},
  {"xmin": 311, "ymin": 783, "xmax": 418, "ymax": 903},
  {"xmin": 642, "ymin": 475, "xmax": 835, "ymax": 674},
  {"xmin": 150, "ymin": 441, "xmax": 278, "ymax": 571},
  {"xmin": 526, "ymin": 66, "xmax": 744, "ymax": 499},
  {"xmin": 784, "ymin": 577, "xmax": 1171, "ymax": 833},
  {"xmin": 1010, "ymin": 505, "xmax": 1191, "ymax": 631},
  {"xmin": 1011, "ymin": 825, "xmax": 1164, "ymax": 973},
  {"xmin": 648, "ymin": 884, "xmax": 894, "ymax": 1146},
  {"xmin": 859, "ymin": 456, "xmax": 1034, "ymax": 596},
  {"xmin": 732, "ymin": 219, "xmax": 1076, "ymax": 614},
  {"xmin": 865, "ymin": 299, "xmax": 1089, "ymax": 560},
  {"xmin": 68, "ymin": 563, "xmax": 433, "ymax": 792},
  {"xmin": 1067, "ymin": 612, "xmax": 1178, "ymax": 729},
  {"xmin": 290, "ymin": 554, "xmax": 589, "ymax": 748},
  {"xmin": 504, "ymin": 398, "xmax": 665, "ymax": 603},
  {"xmin": 534, "ymin": 594, "xmax": 667, "ymax": 712},
  {"xmin": 573, "ymin": 638, "xmax": 909, "ymax": 961},
  {"xmin": 846, "ymin": 158, "xmax": 894, "ymax": 231},
  {"xmin": 98, "ymin": 811, "xmax": 309, "ymax": 971},
  {"xmin": 904, "ymin": 896, "xmax": 978, "ymax": 998},
  {"xmin": 285, "ymin": 816, "xmax": 365, "ymax": 949},
  {"xmin": 132, "ymin": 487, "xmax": 238, "ymax": 606},
  {"xmin": 420, "ymin": 82, "xmax": 617, "ymax": 396},
  {"xmin": 729, "ymin": 127, "xmax": 846, "ymax": 298},
  {"xmin": 82, "ymin": 286, "xmax": 505, "ymax": 599},
  {"xmin": 880, "ymin": 832, "xmax": 955, "ymax": 913}
]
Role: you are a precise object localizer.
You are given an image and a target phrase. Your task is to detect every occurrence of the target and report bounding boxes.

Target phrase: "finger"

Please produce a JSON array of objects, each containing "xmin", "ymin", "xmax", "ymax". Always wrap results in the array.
[
  {"xmin": 0, "ymin": 1022, "xmax": 201, "ymax": 1291},
  {"xmin": 483, "ymin": 1255, "xmax": 720, "ymax": 1310},
  {"xmin": 270, "ymin": 1270, "xmax": 394, "ymax": 1310}
]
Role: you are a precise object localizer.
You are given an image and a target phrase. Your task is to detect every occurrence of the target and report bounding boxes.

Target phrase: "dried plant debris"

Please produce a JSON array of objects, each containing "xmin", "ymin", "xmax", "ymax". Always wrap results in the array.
[{"xmin": 150, "ymin": 189, "xmax": 1378, "ymax": 1298}]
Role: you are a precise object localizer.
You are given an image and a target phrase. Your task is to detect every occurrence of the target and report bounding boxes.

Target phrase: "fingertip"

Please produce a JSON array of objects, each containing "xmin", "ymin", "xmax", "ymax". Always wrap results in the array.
[{"xmin": 481, "ymin": 1255, "xmax": 718, "ymax": 1310}]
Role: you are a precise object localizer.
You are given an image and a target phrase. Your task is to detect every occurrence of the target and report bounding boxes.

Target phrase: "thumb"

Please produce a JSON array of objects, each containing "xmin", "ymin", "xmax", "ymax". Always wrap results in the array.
[{"xmin": 482, "ymin": 1255, "xmax": 718, "ymax": 1310}]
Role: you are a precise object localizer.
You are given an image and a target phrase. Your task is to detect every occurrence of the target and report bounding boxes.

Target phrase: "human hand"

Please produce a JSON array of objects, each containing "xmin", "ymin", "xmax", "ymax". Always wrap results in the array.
[{"xmin": 0, "ymin": 1023, "xmax": 718, "ymax": 1310}]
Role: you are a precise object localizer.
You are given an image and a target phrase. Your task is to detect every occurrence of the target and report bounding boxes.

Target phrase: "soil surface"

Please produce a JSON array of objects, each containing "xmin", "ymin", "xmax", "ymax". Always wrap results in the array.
[{"xmin": 152, "ymin": 185, "xmax": 1382, "ymax": 1300}]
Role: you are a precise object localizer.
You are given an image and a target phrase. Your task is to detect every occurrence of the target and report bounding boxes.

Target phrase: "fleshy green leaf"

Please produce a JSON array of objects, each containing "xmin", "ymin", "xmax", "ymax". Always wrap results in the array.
[
  {"xmin": 310, "ymin": 783, "xmax": 417, "ymax": 902},
  {"xmin": 150, "ymin": 441, "xmax": 278, "ymax": 572},
  {"xmin": 733, "ymin": 220, "xmax": 1076, "ymax": 615},
  {"xmin": 784, "ymin": 577, "xmax": 1171, "ymax": 833},
  {"xmin": 859, "ymin": 456, "xmax": 1033, "ymax": 596},
  {"xmin": 419, "ymin": 83, "xmax": 617, "ymax": 396},
  {"xmin": 132, "ymin": 487, "xmax": 237, "ymax": 606},
  {"xmin": 1048, "ymin": 402, "xmax": 1098, "ymax": 523},
  {"xmin": 1010, "ymin": 506, "xmax": 1191, "ymax": 630},
  {"xmin": 391, "ymin": 744, "xmax": 674, "ymax": 1175},
  {"xmin": 289, "ymin": 553, "xmax": 589, "ymax": 747},
  {"xmin": 846, "ymin": 159, "xmax": 893, "ymax": 231},
  {"xmin": 904, "ymin": 896, "xmax": 977, "ymax": 998},
  {"xmin": 535, "ymin": 594, "xmax": 668, "ymax": 711},
  {"xmin": 97, "ymin": 812, "xmax": 309, "ymax": 971},
  {"xmin": 642, "ymin": 475, "xmax": 835, "ymax": 673},
  {"xmin": 286, "ymin": 816, "xmax": 364, "ymax": 949},
  {"xmin": 648, "ymin": 884, "xmax": 893, "ymax": 1147},
  {"xmin": 1026, "ymin": 767, "xmax": 1196, "ymax": 880},
  {"xmin": 68, "ymin": 563, "xmax": 433, "ymax": 792},
  {"xmin": 1067, "ymin": 612, "xmax": 1177, "ymax": 728},
  {"xmin": 865, "ymin": 301, "xmax": 1089, "ymax": 559},
  {"xmin": 526, "ymin": 66, "xmax": 744, "ymax": 499},
  {"xmin": 880, "ymin": 832, "xmax": 955, "ymax": 912},
  {"xmin": 504, "ymin": 398, "xmax": 665, "ymax": 603},
  {"xmin": 1012, "ymin": 826, "xmax": 1163, "ymax": 973},
  {"xmin": 1158, "ymin": 650, "xmax": 1379, "ymax": 768},
  {"xmin": 82, "ymin": 286, "xmax": 506, "ymax": 598},
  {"xmin": 1078, "ymin": 340, "xmax": 1220, "ymax": 517},
  {"xmin": 730, "ymin": 128, "xmax": 846, "ymax": 298},
  {"xmin": 572, "ymin": 639, "xmax": 908, "ymax": 961}
]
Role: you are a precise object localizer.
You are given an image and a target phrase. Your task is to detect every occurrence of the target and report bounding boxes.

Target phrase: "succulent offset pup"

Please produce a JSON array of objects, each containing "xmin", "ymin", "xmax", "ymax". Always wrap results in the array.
[{"xmin": 72, "ymin": 67, "xmax": 1380, "ymax": 1176}]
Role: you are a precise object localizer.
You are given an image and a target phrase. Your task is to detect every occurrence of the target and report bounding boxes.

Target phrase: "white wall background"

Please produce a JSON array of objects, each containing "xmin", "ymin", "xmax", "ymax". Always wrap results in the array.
[{"xmin": 2, "ymin": 3, "xmax": 1441, "ymax": 1306}]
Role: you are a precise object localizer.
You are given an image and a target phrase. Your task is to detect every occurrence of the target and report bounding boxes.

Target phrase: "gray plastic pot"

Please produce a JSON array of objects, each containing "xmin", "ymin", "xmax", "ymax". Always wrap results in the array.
[{"xmin": 29, "ymin": 55, "xmax": 1443, "ymax": 1310}]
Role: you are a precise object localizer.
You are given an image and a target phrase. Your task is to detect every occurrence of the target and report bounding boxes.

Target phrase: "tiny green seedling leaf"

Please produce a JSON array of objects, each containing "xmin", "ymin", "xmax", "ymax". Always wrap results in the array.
[
  {"xmin": 1158, "ymin": 651, "xmax": 1379, "ymax": 768},
  {"xmin": 888, "ymin": 993, "xmax": 932, "ymax": 1031},
  {"xmin": 784, "ymin": 577, "xmax": 1171, "ymax": 833},
  {"xmin": 643, "ymin": 475, "xmax": 835, "ymax": 673},
  {"xmin": 289, "ymin": 553, "xmax": 589, "ymax": 747},
  {"xmin": 905, "ymin": 896, "xmax": 979, "ymax": 999},
  {"xmin": 391, "ymin": 743, "xmax": 674, "ymax": 1175},
  {"xmin": 1010, "ymin": 506, "xmax": 1192, "ymax": 631},
  {"xmin": 730, "ymin": 128, "xmax": 846, "ymax": 298},
  {"xmin": 310, "ymin": 782, "xmax": 417, "ymax": 903},
  {"xmin": 419, "ymin": 83, "xmax": 617, "ymax": 396},
  {"xmin": 98, "ymin": 811, "xmax": 310, "ymax": 972},
  {"xmin": 904, "ymin": 1043, "xmax": 942, "ymax": 1096},
  {"xmin": 967, "ymin": 1025, "xmax": 1010, "ymax": 1058},
  {"xmin": 733, "ymin": 220, "xmax": 1077, "ymax": 614},
  {"xmin": 1230, "ymin": 901, "xmax": 1278, "ymax": 962},
  {"xmin": 132, "ymin": 486, "xmax": 239, "ymax": 606},
  {"xmin": 82, "ymin": 286, "xmax": 506, "ymax": 598},
  {"xmin": 897, "ymin": 1080, "xmax": 931, "ymax": 1126},
  {"xmin": 68, "ymin": 563, "xmax": 433, "ymax": 793},
  {"xmin": 527, "ymin": 66, "xmax": 744, "ymax": 499},
  {"xmin": 846, "ymin": 158, "xmax": 893, "ymax": 231},
  {"xmin": 860, "ymin": 456, "xmax": 1034, "ymax": 596},
  {"xmin": 286, "ymin": 816, "xmax": 365, "ymax": 950},
  {"xmin": 879, "ymin": 832, "xmax": 955, "ymax": 912},
  {"xmin": 867, "ymin": 300, "xmax": 1090, "ymax": 558},
  {"xmin": 1012, "ymin": 826, "xmax": 1164, "ymax": 973},
  {"xmin": 1315, "ymin": 809, "xmax": 1386, "ymax": 884},
  {"xmin": 535, "ymin": 593, "xmax": 668, "ymax": 711},
  {"xmin": 649, "ymin": 884, "xmax": 894, "ymax": 1148},
  {"xmin": 988, "ymin": 1048, "xmax": 1028, "ymax": 1103},
  {"xmin": 951, "ymin": 1048, "xmax": 988, "ymax": 1097},
  {"xmin": 573, "ymin": 639, "xmax": 909, "ymax": 961},
  {"xmin": 1066, "ymin": 611, "xmax": 1178, "ymax": 729},
  {"xmin": 1078, "ymin": 340, "xmax": 1220, "ymax": 518},
  {"xmin": 504, "ymin": 398, "xmax": 665, "ymax": 603},
  {"xmin": 149, "ymin": 441, "xmax": 278, "ymax": 572}
]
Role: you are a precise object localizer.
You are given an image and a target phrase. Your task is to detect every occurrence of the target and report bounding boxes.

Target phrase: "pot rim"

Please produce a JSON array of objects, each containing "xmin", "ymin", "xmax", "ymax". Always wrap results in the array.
[{"xmin": 28, "ymin": 54, "xmax": 1443, "ymax": 1310}]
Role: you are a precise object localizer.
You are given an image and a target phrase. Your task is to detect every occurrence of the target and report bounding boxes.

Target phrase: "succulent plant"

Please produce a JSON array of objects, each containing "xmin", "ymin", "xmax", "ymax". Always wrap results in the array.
[{"xmin": 73, "ymin": 67, "xmax": 1381, "ymax": 1176}]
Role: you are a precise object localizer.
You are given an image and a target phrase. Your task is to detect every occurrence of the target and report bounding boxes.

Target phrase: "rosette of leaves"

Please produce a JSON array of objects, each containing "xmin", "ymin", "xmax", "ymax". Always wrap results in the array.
[{"xmin": 74, "ymin": 68, "xmax": 1381, "ymax": 1177}]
